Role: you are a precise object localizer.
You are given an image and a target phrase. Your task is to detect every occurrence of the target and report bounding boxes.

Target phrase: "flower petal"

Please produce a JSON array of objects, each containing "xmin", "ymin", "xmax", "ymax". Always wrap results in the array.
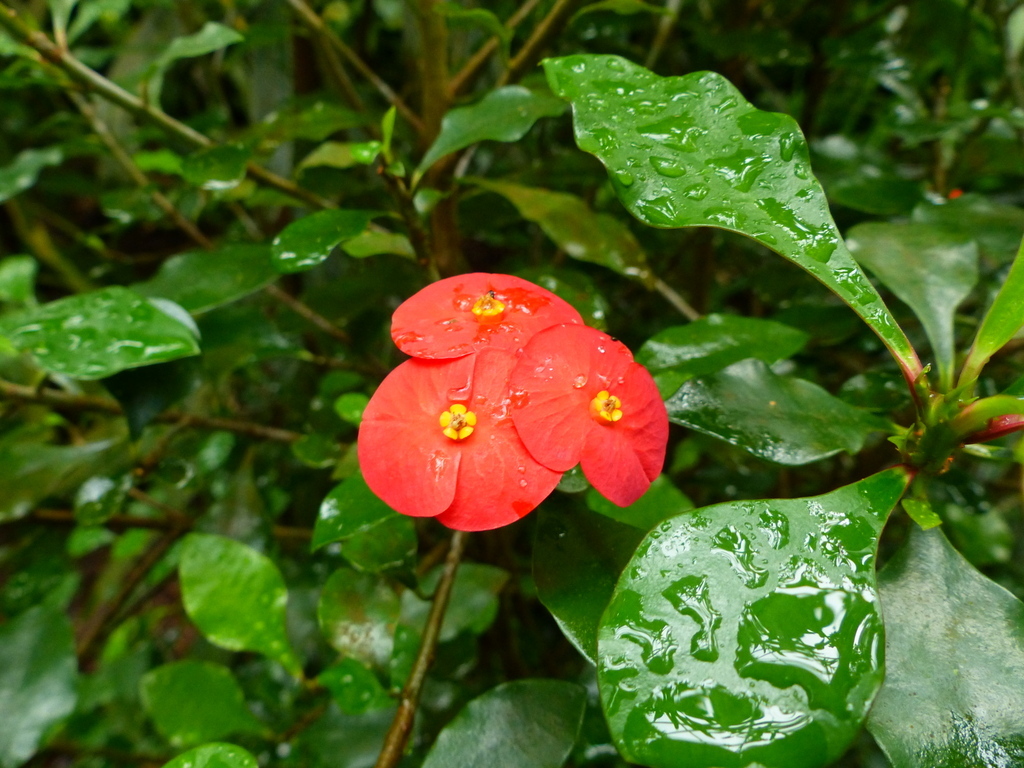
[
  {"xmin": 357, "ymin": 356, "xmax": 474, "ymax": 517},
  {"xmin": 391, "ymin": 273, "xmax": 583, "ymax": 359},
  {"xmin": 436, "ymin": 348, "xmax": 562, "ymax": 531}
]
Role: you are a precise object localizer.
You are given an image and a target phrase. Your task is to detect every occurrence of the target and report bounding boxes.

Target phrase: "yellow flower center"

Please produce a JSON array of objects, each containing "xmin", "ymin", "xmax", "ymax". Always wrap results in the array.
[
  {"xmin": 591, "ymin": 390, "xmax": 623, "ymax": 424},
  {"xmin": 439, "ymin": 403, "xmax": 477, "ymax": 440},
  {"xmin": 471, "ymin": 291, "xmax": 506, "ymax": 323}
]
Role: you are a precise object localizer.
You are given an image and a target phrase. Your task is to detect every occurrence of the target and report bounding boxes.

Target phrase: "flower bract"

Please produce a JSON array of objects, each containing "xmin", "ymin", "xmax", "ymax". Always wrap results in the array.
[
  {"xmin": 358, "ymin": 347, "xmax": 562, "ymax": 531},
  {"xmin": 510, "ymin": 324, "xmax": 668, "ymax": 507},
  {"xmin": 391, "ymin": 272, "xmax": 583, "ymax": 359}
]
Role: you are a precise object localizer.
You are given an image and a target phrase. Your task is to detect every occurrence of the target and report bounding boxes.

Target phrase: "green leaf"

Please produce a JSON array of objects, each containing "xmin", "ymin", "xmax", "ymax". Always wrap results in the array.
[
  {"xmin": 0, "ymin": 606, "xmax": 78, "ymax": 768},
  {"xmin": 543, "ymin": 54, "xmax": 920, "ymax": 377},
  {"xmin": 912, "ymin": 194, "xmax": 1024, "ymax": 264},
  {"xmin": 181, "ymin": 144, "xmax": 251, "ymax": 192},
  {"xmin": 473, "ymin": 178, "xmax": 650, "ymax": 281},
  {"xmin": 961, "ymin": 236, "xmax": 1024, "ymax": 386},
  {"xmin": 598, "ymin": 468, "xmax": 910, "ymax": 768},
  {"xmin": 586, "ymin": 474, "xmax": 693, "ymax": 531},
  {"xmin": 47, "ymin": 0, "xmax": 80, "ymax": 41},
  {"xmin": 868, "ymin": 527, "xmax": 1024, "ymax": 767},
  {"xmin": 637, "ymin": 314, "xmax": 810, "ymax": 398},
  {"xmin": 272, "ymin": 210, "xmax": 378, "ymax": 273},
  {"xmin": 318, "ymin": 568, "xmax": 400, "ymax": 670},
  {"xmin": 341, "ymin": 515, "xmax": 417, "ymax": 574},
  {"xmin": 514, "ymin": 267, "xmax": 611, "ymax": 329},
  {"xmin": 0, "ymin": 286, "xmax": 200, "ymax": 380},
  {"xmin": 179, "ymin": 533, "xmax": 301, "ymax": 676},
  {"xmin": 102, "ymin": 358, "xmax": 199, "ymax": 439},
  {"xmin": 341, "ymin": 231, "xmax": 415, "ymax": 260},
  {"xmin": 434, "ymin": 3, "xmax": 512, "ymax": 60},
  {"xmin": 67, "ymin": 0, "xmax": 130, "ymax": 43},
  {"xmin": 334, "ymin": 392, "xmax": 368, "ymax": 425},
  {"xmin": 141, "ymin": 660, "xmax": 265, "ymax": 747},
  {"xmin": 573, "ymin": 0, "xmax": 670, "ymax": 19},
  {"xmin": 312, "ymin": 473, "xmax": 395, "ymax": 551},
  {"xmin": 0, "ymin": 255, "xmax": 37, "ymax": 304},
  {"xmin": 0, "ymin": 147, "xmax": 63, "ymax": 204},
  {"xmin": 901, "ymin": 499, "xmax": 943, "ymax": 530},
  {"xmin": 421, "ymin": 680, "xmax": 587, "ymax": 768},
  {"xmin": 417, "ymin": 86, "xmax": 564, "ymax": 176},
  {"xmin": 317, "ymin": 658, "xmax": 390, "ymax": 715},
  {"xmin": 534, "ymin": 503, "xmax": 647, "ymax": 662},
  {"xmin": 147, "ymin": 22, "xmax": 244, "ymax": 106},
  {"xmin": 297, "ymin": 141, "xmax": 381, "ymax": 172},
  {"xmin": 847, "ymin": 222, "xmax": 978, "ymax": 389},
  {"xmin": 160, "ymin": 743, "xmax": 258, "ymax": 768},
  {"xmin": 74, "ymin": 473, "xmax": 131, "ymax": 526},
  {"xmin": 401, "ymin": 564, "xmax": 509, "ymax": 643},
  {"xmin": 665, "ymin": 358, "xmax": 887, "ymax": 465}
]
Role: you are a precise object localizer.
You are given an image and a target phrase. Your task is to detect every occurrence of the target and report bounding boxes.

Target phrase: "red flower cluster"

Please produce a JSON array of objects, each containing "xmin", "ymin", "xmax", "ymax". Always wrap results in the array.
[{"xmin": 358, "ymin": 273, "xmax": 668, "ymax": 531}]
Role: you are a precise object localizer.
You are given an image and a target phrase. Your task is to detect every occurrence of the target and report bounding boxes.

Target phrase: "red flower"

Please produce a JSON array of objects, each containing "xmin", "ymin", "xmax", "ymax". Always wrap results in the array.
[
  {"xmin": 391, "ymin": 273, "xmax": 583, "ymax": 359},
  {"xmin": 510, "ymin": 324, "xmax": 667, "ymax": 507},
  {"xmin": 357, "ymin": 347, "xmax": 562, "ymax": 531}
]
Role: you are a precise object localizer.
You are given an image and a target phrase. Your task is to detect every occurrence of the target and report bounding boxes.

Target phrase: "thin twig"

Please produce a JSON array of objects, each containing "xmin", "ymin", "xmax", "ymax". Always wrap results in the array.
[
  {"xmin": 652, "ymin": 276, "xmax": 701, "ymax": 321},
  {"xmin": 377, "ymin": 167, "xmax": 436, "ymax": 277},
  {"xmin": 265, "ymin": 284, "xmax": 352, "ymax": 345},
  {"xmin": 284, "ymin": 0, "xmax": 425, "ymax": 134},
  {"xmin": 447, "ymin": 0, "xmax": 544, "ymax": 98},
  {"xmin": 373, "ymin": 530, "xmax": 468, "ymax": 768},
  {"xmin": 0, "ymin": 2, "xmax": 333, "ymax": 210},
  {"xmin": 30, "ymin": 507, "xmax": 313, "ymax": 540},
  {"xmin": 645, "ymin": 0, "xmax": 683, "ymax": 70},
  {"xmin": 496, "ymin": 0, "xmax": 586, "ymax": 87},
  {"xmin": 3, "ymin": 198, "xmax": 96, "ymax": 293},
  {"xmin": 0, "ymin": 378, "xmax": 302, "ymax": 442}
]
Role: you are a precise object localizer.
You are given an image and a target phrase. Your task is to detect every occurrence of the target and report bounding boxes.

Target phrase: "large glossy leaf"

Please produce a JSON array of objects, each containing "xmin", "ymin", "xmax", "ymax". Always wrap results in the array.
[
  {"xmin": 867, "ymin": 526, "xmax": 1024, "ymax": 767},
  {"xmin": 637, "ymin": 314, "xmax": 810, "ymax": 397},
  {"xmin": 847, "ymin": 222, "xmax": 978, "ymax": 388},
  {"xmin": 317, "ymin": 568, "xmax": 400, "ymax": 671},
  {"xmin": 421, "ymin": 680, "xmax": 587, "ymax": 768},
  {"xmin": 417, "ymin": 86, "xmax": 564, "ymax": 176},
  {"xmin": 598, "ymin": 468, "xmax": 910, "ymax": 768},
  {"xmin": 141, "ymin": 660, "xmax": 265, "ymax": 747},
  {"xmin": 543, "ymin": 54, "xmax": 920, "ymax": 377},
  {"xmin": 161, "ymin": 744, "xmax": 258, "ymax": 768},
  {"xmin": 473, "ymin": 178, "xmax": 651, "ymax": 281},
  {"xmin": 960, "ymin": 235, "xmax": 1024, "ymax": 386},
  {"xmin": 0, "ymin": 606, "xmax": 78, "ymax": 768},
  {"xmin": 179, "ymin": 534, "xmax": 301, "ymax": 676},
  {"xmin": 0, "ymin": 147, "xmax": 63, "ymax": 203},
  {"xmin": 534, "ymin": 503, "xmax": 647, "ymax": 662},
  {"xmin": 0, "ymin": 286, "xmax": 200, "ymax": 379},
  {"xmin": 271, "ymin": 210, "xmax": 378, "ymax": 273},
  {"xmin": 665, "ymin": 358, "xmax": 887, "ymax": 465},
  {"xmin": 133, "ymin": 244, "xmax": 277, "ymax": 314}
]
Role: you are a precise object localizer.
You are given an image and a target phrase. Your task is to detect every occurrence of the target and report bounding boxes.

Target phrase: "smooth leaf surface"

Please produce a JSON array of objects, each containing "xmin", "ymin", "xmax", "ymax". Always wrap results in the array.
[
  {"xmin": 74, "ymin": 473, "xmax": 131, "ymax": 526},
  {"xmin": 544, "ymin": 54, "xmax": 919, "ymax": 376},
  {"xmin": 598, "ymin": 468, "xmax": 910, "ymax": 768},
  {"xmin": 421, "ymin": 679, "xmax": 587, "ymax": 768},
  {"xmin": 312, "ymin": 473, "xmax": 398, "ymax": 551},
  {"xmin": 161, "ymin": 744, "xmax": 258, "ymax": 768},
  {"xmin": 586, "ymin": 474, "xmax": 693, "ymax": 531},
  {"xmin": 141, "ymin": 660, "xmax": 265, "ymax": 747},
  {"xmin": 637, "ymin": 314, "xmax": 810, "ymax": 397},
  {"xmin": 0, "ymin": 255, "xmax": 36, "ymax": 304},
  {"xmin": 401, "ymin": 563, "xmax": 509, "ymax": 643},
  {"xmin": 847, "ymin": 222, "xmax": 978, "ymax": 388},
  {"xmin": 534, "ymin": 503, "xmax": 647, "ymax": 662},
  {"xmin": 0, "ymin": 606, "xmax": 77, "ymax": 768},
  {"xmin": 318, "ymin": 568, "xmax": 400, "ymax": 670},
  {"xmin": 272, "ymin": 210, "xmax": 377, "ymax": 273},
  {"xmin": 434, "ymin": 3, "xmax": 511, "ymax": 59},
  {"xmin": 340, "ymin": 515, "xmax": 417, "ymax": 574},
  {"xmin": 418, "ymin": 86, "xmax": 564, "ymax": 175},
  {"xmin": 868, "ymin": 526, "xmax": 1024, "ymax": 767},
  {"xmin": 0, "ymin": 147, "xmax": 63, "ymax": 203},
  {"xmin": 961, "ymin": 235, "xmax": 1024, "ymax": 385},
  {"xmin": 102, "ymin": 358, "xmax": 199, "ymax": 439},
  {"xmin": 179, "ymin": 534, "xmax": 301, "ymax": 675},
  {"xmin": 474, "ymin": 178, "xmax": 650, "ymax": 280},
  {"xmin": 0, "ymin": 286, "xmax": 200, "ymax": 379},
  {"xmin": 317, "ymin": 658, "xmax": 390, "ymax": 715},
  {"xmin": 665, "ymin": 359, "xmax": 886, "ymax": 465},
  {"xmin": 181, "ymin": 145, "xmax": 250, "ymax": 191}
]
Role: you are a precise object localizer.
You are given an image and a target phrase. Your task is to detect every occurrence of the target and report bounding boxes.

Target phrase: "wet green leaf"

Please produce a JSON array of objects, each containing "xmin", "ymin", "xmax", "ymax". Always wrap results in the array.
[
  {"xmin": 0, "ymin": 286, "xmax": 200, "ymax": 380},
  {"xmin": 598, "ymin": 468, "xmax": 910, "ymax": 768},
  {"xmin": 318, "ymin": 568, "xmax": 400, "ymax": 670},
  {"xmin": 912, "ymin": 195, "xmax": 1024, "ymax": 264},
  {"xmin": 291, "ymin": 433, "xmax": 341, "ymax": 469},
  {"xmin": 341, "ymin": 514, "xmax": 417, "ymax": 574},
  {"xmin": 74, "ymin": 473, "xmax": 131, "ymax": 526},
  {"xmin": 181, "ymin": 144, "xmax": 250, "ymax": 191},
  {"xmin": 0, "ymin": 606, "xmax": 78, "ymax": 768},
  {"xmin": 179, "ymin": 533, "xmax": 301, "ymax": 675},
  {"xmin": 961, "ymin": 236, "xmax": 1024, "ymax": 386},
  {"xmin": 586, "ymin": 474, "xmax": 693, "ymax": 531},
  {"xmin": 421, "ymin": 680, "xmax": 587, "ymax": 768},
  {"xmin": 312, "ymin": 473, "xmax": 396, "ymax": 551},
  {"xmin": 0, "ymin": 147, "xmax": 63, "ymax": 203},
  {"xmin": 272, "ymin": 210, "xmax": 377, "ymax": 273},
  {"xmin": 341, "ymin": 231, "xmax": 415, "ymax": 259},
  {"xmin": 515, "ymin": 267, "xmax": 611, "ymax": 329},
  {"xmin": 847, "ymin": 222, "xmax": 978, "ymax": 388},
  {"xmin": 534, "ymin": 503, "xmax": 647, "ymax": 662},
  {"xmin": 637, "ymin": 314, "xmax": 810, "ymax": 397},
  {"xmin": 134, "ymin": 244, "xmax": 276, "ymax": 314},
  {"xmin": 544, "ymin": 54, "xmax": 918, "ymax": 375},
  {"xmin": 418, "ymin": 86, "xmax": 564, "ymax": 175},
  {"xmin": 161, "ymin": 743, "xmax": 258, "ymax": 768},
  {"xmin": 665, "ymin": 359, "xmax": 887, "ymax": 465},
  {"xmin": 317, "ymin": 657, "xmax": 390, "ymax": 715},
  {"xmin": 103, "ymin": 357, "xmax": 200, "ymax": 439},
  {"xmin": 0, "ymin": 255, "xmax": 36, "ymax": 304},
  {"xmin": 434, "ymin": 3, "xmax": 512, "ymax": 60},
  {"xmin": 901, "ymin": 499, "xmax": 943, "ymax": 530},
  {"xmin": 868, "ymin": 527, "xmax": 1024, "ymax": 767},
  {"xmin": 141, "ymin": 660, "xmax": 265, "ymax": 747},
  {"xmin": 474, "ymin": 178, "xmax": 650, "ymax": 281}
]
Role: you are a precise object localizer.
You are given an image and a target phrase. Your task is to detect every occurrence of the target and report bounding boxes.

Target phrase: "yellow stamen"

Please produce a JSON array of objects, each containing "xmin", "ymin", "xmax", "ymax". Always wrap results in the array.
[
  {"xmin": 590, "ymin": 390, "xmax": 623, "ymax": 424},
  {"xmin": 439, "ymin": 403, "xmax": 477, "ymax": 440},
  {"xmin": 471, "ymin": 291, "xmax": 506, "ymax": 322}
]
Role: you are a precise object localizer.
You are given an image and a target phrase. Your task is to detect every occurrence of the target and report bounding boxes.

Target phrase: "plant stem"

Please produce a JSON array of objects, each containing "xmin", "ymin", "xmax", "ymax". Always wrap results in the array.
[
  {"xmin": 652, "ymin": 276, "xmax": 700, "ymax": 321},
  {"xmin": 373, "ymin": 530, "xmax": 468, "ymax": 768},
  {"xmin": 265, "ymin": 284, "xmax": 352, "ymax": 345},
  {"xmin": 447, "ymin": 0, "xmax": 544, "ymax": 98},
  {"xmin": 496, "ymin": 0, "xmax": 585, "ymax": 87},
  {"xmin": 3, "ymin": 198, "xmax": 96, "ymax": 293},
  {"xmin": 30, "ymin": 507, "xmax": 313, "ymax": 540}
]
